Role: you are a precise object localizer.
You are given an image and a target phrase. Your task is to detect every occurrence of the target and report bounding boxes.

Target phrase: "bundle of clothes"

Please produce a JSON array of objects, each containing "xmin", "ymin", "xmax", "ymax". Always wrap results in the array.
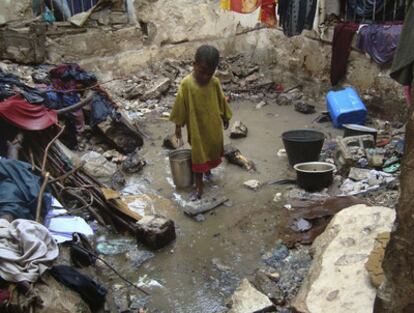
[{"xmin": 0, "ymin": 63, "xmax": 119, "ymax": 148}]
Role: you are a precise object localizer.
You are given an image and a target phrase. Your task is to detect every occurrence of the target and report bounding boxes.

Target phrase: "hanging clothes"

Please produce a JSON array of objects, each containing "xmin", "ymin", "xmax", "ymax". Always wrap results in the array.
[
  {"xmin": 220, "ymin": 0, "xmax": 277, "ymax": 27},
  {"xmin": 278, "ymin": 0, "xmax": 318, "ymax": 37},
  {"xmin": 330, "ymin": 21, "xmax": 359, "ymax": 85},
  {"xmin": 390, "ymin": 2, "xmax": 414, "ymax": 86},
  {"xmin": 356, "ymin": 24, "xmax": 403, "ymax": 64}
]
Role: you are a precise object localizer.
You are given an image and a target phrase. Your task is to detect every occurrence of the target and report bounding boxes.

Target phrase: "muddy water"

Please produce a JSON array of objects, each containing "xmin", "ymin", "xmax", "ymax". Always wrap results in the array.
[{"xmin": 105, "ymin": 99, "xmax": 337, "ymax": 313}]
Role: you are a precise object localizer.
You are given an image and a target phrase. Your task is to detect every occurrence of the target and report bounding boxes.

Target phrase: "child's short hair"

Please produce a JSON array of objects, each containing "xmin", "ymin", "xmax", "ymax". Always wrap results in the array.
[{"xmin": 195, "ymin": 45, "xmax": 220, "ymax": 70}]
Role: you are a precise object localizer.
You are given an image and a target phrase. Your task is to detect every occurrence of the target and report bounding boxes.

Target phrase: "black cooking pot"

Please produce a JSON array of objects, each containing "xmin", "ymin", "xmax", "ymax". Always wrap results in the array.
[{"xmin": 293, "ymin": 162, "xmax": 336, "ymax": 191}]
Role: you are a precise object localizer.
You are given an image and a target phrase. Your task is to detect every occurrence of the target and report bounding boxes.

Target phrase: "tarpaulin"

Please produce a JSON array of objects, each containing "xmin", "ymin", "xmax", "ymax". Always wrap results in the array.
[{"xmin": 0, "ymin": 95, "xmax": 57, "ymax": 130}]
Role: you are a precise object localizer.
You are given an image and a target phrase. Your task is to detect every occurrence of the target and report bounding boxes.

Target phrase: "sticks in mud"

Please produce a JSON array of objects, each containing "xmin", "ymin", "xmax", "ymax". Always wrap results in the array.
[{"xmin": 27, "ymin": 127, "xmax": 139, "ymax": 234}]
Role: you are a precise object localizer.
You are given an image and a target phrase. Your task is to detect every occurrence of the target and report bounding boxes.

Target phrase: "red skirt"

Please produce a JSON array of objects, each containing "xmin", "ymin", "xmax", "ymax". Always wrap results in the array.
[{"xmin": 192, "ymin": 158, "xmax": 222, "ymax": 173}]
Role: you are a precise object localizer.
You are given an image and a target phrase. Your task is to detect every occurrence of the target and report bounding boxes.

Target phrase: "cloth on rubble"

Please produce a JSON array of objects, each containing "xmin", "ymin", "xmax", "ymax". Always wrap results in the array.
[
  {"xmin": 356, "ymin": 24, "xmax": 403, "ymax": 64},
  {"xmin": 390, "ymin": 2, "xmax": 414, "ymax": 87},
  {"xmin": 170, "ymin": 74, "xmax": 232, "ymax": 173},
  {"xmin": 330, "ymin": 21, "xmax": 359, "ymax": 85},
  {"xmin": 0, "ymin": 70, "xmax": 48, "ymax": 105},
  {"xmin": 278, "ymin": 0, "xmax": 318, "ymax": 37},
  {"xmin": 49, "ymin": 265, "xmax": 107, "ymax": 310},
  {"xmin": 220, "ymin": 0, "xmax": 277, "ymax": 27},
  {"xmin": 0, "ymin": 219, "xmax": 59, "ymax": 283},
  {"xmin": 0, "ymin": 95, "xmax": 58, "ymax": 131},
  {"xmin": 0, "ymin": 159, "xmax": 51, "ymax": 220},
  {"xmin": 48, "ymin": 64, "xmax": 117, "ymax": 127}
]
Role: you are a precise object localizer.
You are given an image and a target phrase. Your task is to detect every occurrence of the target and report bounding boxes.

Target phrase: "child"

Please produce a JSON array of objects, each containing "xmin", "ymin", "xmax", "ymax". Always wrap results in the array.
[{"xmin": 170, "ymin": 45, "xmax": 232, "ymax": 200}]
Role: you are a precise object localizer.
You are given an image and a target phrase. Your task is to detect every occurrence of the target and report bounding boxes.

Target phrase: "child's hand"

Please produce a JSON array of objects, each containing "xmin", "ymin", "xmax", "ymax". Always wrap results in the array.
[{"xmin": 223, "ymin": 120, "xmax": 229, "ymax": 130}]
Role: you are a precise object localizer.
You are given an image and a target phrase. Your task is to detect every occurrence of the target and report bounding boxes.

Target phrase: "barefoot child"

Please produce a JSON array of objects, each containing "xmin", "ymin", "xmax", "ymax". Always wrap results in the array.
[{"xmin": 170, "ymin": 45, "xmax": 232, "ymax": 200}]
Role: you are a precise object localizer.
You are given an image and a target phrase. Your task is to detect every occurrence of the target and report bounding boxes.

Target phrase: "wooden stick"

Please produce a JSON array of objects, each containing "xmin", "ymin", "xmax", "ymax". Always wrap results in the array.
[
  {"xmin": 36, "ymin": 172, "xmax": 50, "ymax": 222},
  {"xmin": 41, "ymin": 125, "xmax": 65, "ymax": 175}
]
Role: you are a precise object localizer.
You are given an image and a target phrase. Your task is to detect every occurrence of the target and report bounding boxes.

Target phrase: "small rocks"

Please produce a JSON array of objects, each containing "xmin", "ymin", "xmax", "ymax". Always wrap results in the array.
[
  {"xmin": 226, "ymin": 279, "xmax": 274, "ymax": 313},
  {"xmin": 255, "ymin": 100, "xmax": 267, "ymax": 109},
  {"xmin": 230, "ymin": 121, "xmax": 248, "ymax": 138},
  {"xmin": 122, "ymin": 149, "xmax": 146, "ymax": 174},
  {"xmin": 294, "ymin": 100, "xmax": 315, "ymax": 114}
]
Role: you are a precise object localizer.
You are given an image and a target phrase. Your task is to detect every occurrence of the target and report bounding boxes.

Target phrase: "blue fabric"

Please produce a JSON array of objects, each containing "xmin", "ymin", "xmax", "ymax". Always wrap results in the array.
[
  {"xmin": 0, "ymin": 159, "xmax": 50, "ymax": 220},
  {"xmin": 69, "ymin": 0, "xmax": 99, "ymax": 15}
]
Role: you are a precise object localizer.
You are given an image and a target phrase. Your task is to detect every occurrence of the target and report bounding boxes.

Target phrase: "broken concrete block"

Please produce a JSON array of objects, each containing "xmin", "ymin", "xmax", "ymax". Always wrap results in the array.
[
  {"xmin": 348, "ymin": 167, "xmax": 372, "ymax": 181},
  {"xmin": 253, "ymin": 269, "xmax": 284, "ymax": 305},
  {"xmin": 293, "ymin": 205, "xmax": 395, "ymax": 313},
  {"xmin": 142, "ymin": 78, "xmax": 171, "ymax": 100},
  {"xmin": 243, "ymin": 179, "xmax": 261, "ymax": 190},
  {"xmin": 227, "ymin": 279, "xmax": 274, "ymax": 313},
  {"xmin": 136, "ymin": 215, "xmax": 176, "ymax": 250},
  {"xmin": 230, "ymin": 121, "xmax": 248, "ymax": 138},
  {"xmin": 335, "ymin": 135, "xmax": 376, "ymax": 170}
]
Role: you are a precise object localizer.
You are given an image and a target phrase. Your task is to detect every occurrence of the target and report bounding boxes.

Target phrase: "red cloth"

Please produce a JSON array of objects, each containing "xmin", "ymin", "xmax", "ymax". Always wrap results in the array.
[
  {"xmin": 192, "ymin": 158, "xmax": 222, "ymax": 173},
  {"xmin": 330, "ymin": 22, "xmax": 359, "ymax": 86},
  {"xmin": 0, "ymin": 95, "xmax": 58, "ymax": 130}
]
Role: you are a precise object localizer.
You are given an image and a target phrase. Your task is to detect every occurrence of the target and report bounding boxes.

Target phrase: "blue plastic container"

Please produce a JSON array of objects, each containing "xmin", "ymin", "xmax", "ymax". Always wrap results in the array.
[{"xmin": 326, "ymin": 87, "xmax": 367, "ymax": 128}]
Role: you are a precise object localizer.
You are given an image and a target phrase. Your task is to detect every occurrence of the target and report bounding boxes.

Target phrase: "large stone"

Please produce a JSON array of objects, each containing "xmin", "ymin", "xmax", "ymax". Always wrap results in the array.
[
  {"xmin": 365, "ymin": 232, "xmax": 390, "ymax": 289},
  {"xmin": 135, "ymin": 214, "xmax": 176, "ymax": 250},
  {"xmin": 293, "ymin": 204, "xmax": 395, "ymax": 313},
  {"xmin": 227, "ymin": 278, "xmax": 274, "ymax": 313}
]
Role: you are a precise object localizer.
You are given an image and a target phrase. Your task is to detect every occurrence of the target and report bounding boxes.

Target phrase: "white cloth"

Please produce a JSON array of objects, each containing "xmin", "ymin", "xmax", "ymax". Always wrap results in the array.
[{"xmin": 0, "ymin": 219, "xmax": 59, "ymax": 282}]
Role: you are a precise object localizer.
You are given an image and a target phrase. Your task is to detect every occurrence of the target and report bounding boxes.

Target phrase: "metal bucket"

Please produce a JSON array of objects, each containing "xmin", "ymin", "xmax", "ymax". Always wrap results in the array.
[{"xmin": 169, "ymin": 149, "xmax": 194, "ymax": 189}]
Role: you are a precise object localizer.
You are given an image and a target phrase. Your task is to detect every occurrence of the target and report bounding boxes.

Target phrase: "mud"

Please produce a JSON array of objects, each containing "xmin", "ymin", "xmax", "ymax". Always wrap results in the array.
[{"xmin": 99, "ymin": 92, "xmax": 342, "ymax": 312}]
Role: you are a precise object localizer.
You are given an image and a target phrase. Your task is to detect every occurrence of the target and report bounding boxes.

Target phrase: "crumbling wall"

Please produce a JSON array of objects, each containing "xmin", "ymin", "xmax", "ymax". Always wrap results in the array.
[{"xmin": 0, "ymin": 0, "xmax": 32, "ymax": 25}]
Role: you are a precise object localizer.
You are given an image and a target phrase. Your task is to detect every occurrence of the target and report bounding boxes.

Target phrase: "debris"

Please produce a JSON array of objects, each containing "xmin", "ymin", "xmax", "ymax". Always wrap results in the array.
[
  {"xmin": 45, "ymin": 210, "xmax": 94, "ymax": 243},
  {"xmin": 243, "ymin": 179, "xmax": 261, "ymax": 190},
  {"xmin": 103, "ymin": 149, "xmax": 126, "ymax": 163},
  {"xmin": 216, "ymin": 69, "xmax": 234, "ymax": 83},
  {"xmin": 135, "ymin": 214, "xmax": 176, "ymax": 250},
  {"xmin": 112, "ymin": 284, "xmax": 130, "ymax": 313},
  {"xmin": 125, "ymin": 249, "xmax": 155, "ymax": 268},
  {"xmin": 122, "ymin": 149, "xmax": 146, "ymax": 174},
  {"xmin": 277, "ymin": 148, "xmax": 287, "ymax": 157},
  {"xmin": 294, "ymin": 100, "xmax": 316, "ymax": 114},
  {"xmin": 291, "ymin": 218, "xmax": 313, "ymax": 232},
  {"xmin": 226, "ymin": 279, "xmax": 274, "ymax": 313},
  {"xmin": 230, "ymin": 120, "xmax": 248, "ymax": 138},
  {"xmin": 81, "ymin": 150, "xmax": 117, "ymax": 183},
  {"xmin": 255, "ymin": 100, "xmax": 267, "ymax": 109},
  {"xmin": 273, "ymin": 193, "xmax": 282, "ymax": 202},
  {"xmin": 163, "ymin": 133, "xmax": 183, "ymax": 150},
  {"xmin": 253, "ymin": 269, "xmax": 284, "ymax": 305},
  {"xmin": 194, "ymin": 214, "xmax": 206, "ymax": 222},
  {"xmin": 183, "ymin": 195, "xmax": 228, "ymax": 216},
  {"xmin": 96, "ymin": 238, "xmax": 136, "ymax": 255},
  {"xmin": 224, "ymin": 144, "xmax": 255, "ymax": 171},
  {"xmin": 335, "ymin": 135, "xmax": 376, "ymax": 171},
  {"xmin": 348, "ymin": 167, "xmax": 372, "ymax": 181},
  {"xmin": 142, "ymin": 77, "xmax": 171, "ymax": 100},
  {"xmin": 96, "ymin": 113, "xmax": 144, "ymax": 154},
  {"xmin": 279, "ymin": 196, "xmax": 369, "ymax": 247}
]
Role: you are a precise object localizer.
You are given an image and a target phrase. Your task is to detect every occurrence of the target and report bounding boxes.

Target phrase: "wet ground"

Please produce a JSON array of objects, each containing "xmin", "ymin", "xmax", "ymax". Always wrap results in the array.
[{"xmin": 100, "ymin": 97, "xmax": 341, "ymax": 313}]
